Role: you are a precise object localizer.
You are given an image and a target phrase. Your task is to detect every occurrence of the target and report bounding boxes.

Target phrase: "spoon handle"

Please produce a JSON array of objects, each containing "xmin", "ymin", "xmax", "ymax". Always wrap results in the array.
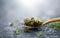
[{"xmin": 41, "ymin": 18, "xmax": 60, "ymax": 26}]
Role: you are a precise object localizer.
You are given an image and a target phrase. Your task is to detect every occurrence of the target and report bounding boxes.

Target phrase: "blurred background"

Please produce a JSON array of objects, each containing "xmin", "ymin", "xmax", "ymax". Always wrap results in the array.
[{"xmin": 0, "ymin": 0, "xmax": 60, "ymax": 38}]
